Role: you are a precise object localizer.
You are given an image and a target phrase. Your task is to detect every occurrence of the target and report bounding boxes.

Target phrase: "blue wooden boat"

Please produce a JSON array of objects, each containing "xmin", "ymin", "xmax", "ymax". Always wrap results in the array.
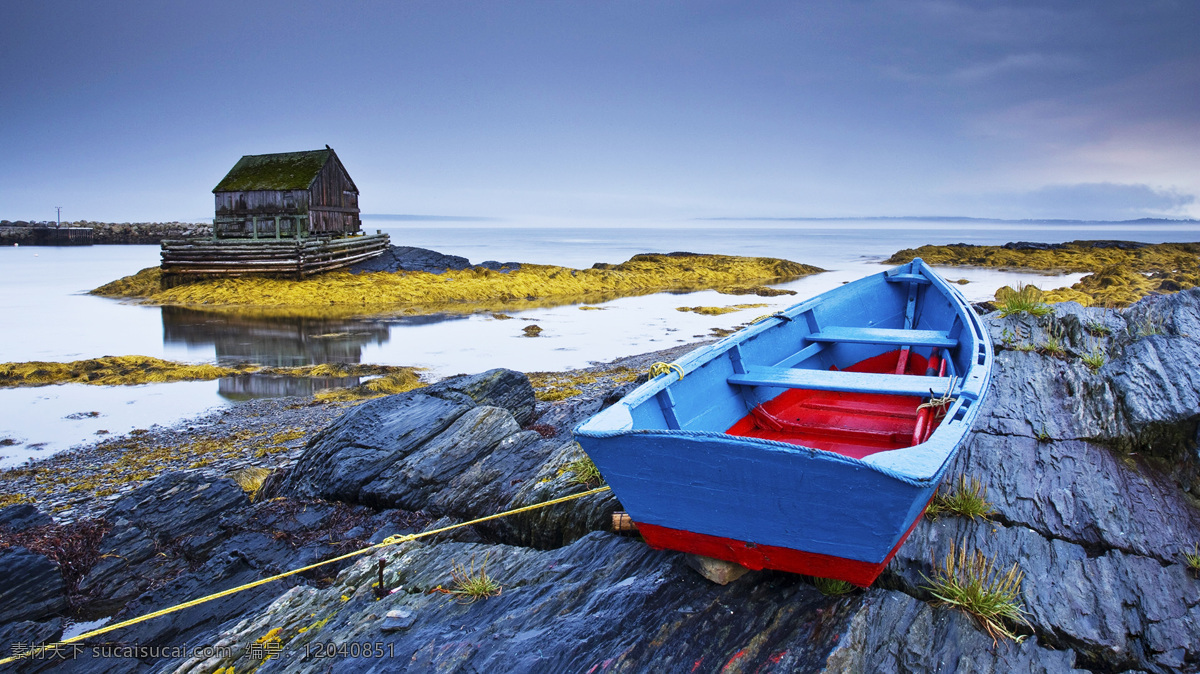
[{"xmin": 573, "ymin": 258, "xmax": 992, "ymax": 585}]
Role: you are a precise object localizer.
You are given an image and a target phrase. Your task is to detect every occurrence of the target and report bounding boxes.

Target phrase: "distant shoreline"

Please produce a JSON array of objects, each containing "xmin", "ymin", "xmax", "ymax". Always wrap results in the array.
[{"xmin": 0, "ymin": 221, "xmax": 210, "ymax": 245}]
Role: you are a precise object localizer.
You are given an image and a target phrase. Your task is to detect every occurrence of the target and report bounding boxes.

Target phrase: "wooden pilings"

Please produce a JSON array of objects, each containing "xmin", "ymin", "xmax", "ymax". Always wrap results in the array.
[{"xmin": 160, "ymin": 233, "xmax": 389, "ymax": 282}]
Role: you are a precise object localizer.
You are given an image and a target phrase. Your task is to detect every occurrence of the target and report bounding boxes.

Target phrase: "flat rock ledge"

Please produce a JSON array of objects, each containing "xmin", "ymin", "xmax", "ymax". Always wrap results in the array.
[{"xmin": 0, "ymin": 290, "xmax": 1198, "ymax": 672}]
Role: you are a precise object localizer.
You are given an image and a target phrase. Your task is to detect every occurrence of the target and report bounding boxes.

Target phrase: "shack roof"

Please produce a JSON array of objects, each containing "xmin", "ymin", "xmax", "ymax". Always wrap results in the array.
[{"xmin": 213, "ymin": 149, "xmax": 342, "ymax": 192}]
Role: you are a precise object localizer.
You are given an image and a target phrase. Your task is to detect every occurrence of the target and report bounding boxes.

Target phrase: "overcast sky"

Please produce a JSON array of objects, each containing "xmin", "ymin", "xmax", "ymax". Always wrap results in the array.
[{"xmin": 2, "ymin": 1, "xmax": 1198, "ymax": 223}]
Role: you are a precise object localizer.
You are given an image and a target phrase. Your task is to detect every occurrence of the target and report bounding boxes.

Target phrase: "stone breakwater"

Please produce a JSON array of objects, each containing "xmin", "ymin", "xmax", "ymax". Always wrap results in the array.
[
  {"xmin": 1, "ymin": 292, "xmax": 1198, "ymax": 672},
  {"xmin": 1, "ymin": 221, "xmax": 210, "ymax": 245}
]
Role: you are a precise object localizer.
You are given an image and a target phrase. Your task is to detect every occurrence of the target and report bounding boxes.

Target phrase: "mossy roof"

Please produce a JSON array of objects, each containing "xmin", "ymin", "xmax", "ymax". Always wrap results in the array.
[{"xmin": 213, "ymin": 150, "xmax": 333, "ymax": 192}]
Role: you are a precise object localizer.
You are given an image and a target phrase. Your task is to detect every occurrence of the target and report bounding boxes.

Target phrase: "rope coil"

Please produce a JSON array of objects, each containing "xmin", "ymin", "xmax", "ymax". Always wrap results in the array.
[
  {"xmin": 0, "ymin": 485, "xmax": 612, "ymax": 666},
  {"xmin": 917, "ymin": 376, "xmax": 958, "ymax": 412},
  {"xmin": 648, "ymin": 362, "xmax": 684, "ymax": 381}
]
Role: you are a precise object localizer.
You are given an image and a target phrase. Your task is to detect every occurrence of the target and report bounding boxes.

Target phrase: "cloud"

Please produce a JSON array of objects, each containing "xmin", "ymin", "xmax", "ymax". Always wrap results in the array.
[
  {"xmin": 998, "ymin": 183, "xmax": 1196, "ymax": 220},
  {"xmin": 949, "ymin": 52, "xmax": 1081, "ymax": 83}
]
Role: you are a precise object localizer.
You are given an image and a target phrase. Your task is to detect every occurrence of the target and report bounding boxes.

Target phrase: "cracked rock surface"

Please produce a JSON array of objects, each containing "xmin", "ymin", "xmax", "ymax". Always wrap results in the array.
[{"xmin": 1, "ymin": 290, "xmax": 1198, "ymax": 672}]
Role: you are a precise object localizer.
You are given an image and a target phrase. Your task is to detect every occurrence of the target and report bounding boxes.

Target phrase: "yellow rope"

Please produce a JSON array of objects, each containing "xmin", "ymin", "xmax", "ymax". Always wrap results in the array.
[
  {"xmin": 648, "ymin": 362, "xmax": 684, "ymax": 381},
  {"xmin": 0, "ymin": 485, "xmax": 612, "ymax": 666}
]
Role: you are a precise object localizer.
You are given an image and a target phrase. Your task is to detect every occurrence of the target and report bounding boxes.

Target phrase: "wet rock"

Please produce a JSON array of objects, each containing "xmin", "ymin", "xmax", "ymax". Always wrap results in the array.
[
  {"xmin": 0, "ymin": 547, "xmax": 67, "ymax": 624},
  {"xmin": 483, "ymin": 439, "xmax": 621, "ymax": 549},
  {"xmin": 76, "ymin": 472, "xmax": 249, "ymax": 615},
  {"xmin": 360, "ymin": 406, "xmax": 522, "ymax": 510},
  {"xmin": 825, "ymin": 589, "xmax": 1085, "ymax": 673},
  {"xmin": 423, "ymin": 368, "xmax": 537, "ymax": 426},
  {"xmin": 877, "ymin": 291, "xmax": 1200, "ymax": 672},
  {"xmin": 277, "ymin": 392, "xmax": 472, "ymax": 503},
  {"xmin": 0, "ymin": 503, "xmax": 54, "ymax": 531},
  {"xmin": 347, "ymin": 245, "xmax": 519, "ymax": 275},
  {"xmin": 162, "ymin": 534, "xmax": 859, "ymax": 674},
  {"xmin": 380, "ymin": 609, "xmax": 416, "ymax": 631},
  {"xmin": 0, "ymin": 618, "xmax": 64, "ymax": 659}
]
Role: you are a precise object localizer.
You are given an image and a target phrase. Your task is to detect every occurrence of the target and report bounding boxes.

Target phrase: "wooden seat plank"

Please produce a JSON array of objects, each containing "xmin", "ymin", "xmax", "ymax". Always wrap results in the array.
[
  {"xmin": 728, "ymin": 366, "xmax": 952, "ymax": 397},
  {"xmin": 808, "ymin": 326, "xmax": 956, "ymax": 348}
]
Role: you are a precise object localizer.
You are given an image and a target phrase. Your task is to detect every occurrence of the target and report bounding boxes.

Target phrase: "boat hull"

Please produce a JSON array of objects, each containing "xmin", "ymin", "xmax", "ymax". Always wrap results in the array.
[{"xmin": 574, "ymin": 259, "xmax": 992, "ymax": 585}]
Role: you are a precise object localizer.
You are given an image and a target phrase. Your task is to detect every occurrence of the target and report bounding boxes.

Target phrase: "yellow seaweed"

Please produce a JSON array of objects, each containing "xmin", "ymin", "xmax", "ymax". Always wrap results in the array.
[
  {"xmin": 675, "ymin": 303, "xmax": 769, "ymax": 316},
  {"xmin": 0, "ymin": 356, "xmax": 423, "ymax": 389},
  {"xmin": 91, "ymin": 254, "xmax": 823, "ymax": 317},
  {"xmin": 888, "ymin": 242, "xmax": 1200, "ymax": 307}
]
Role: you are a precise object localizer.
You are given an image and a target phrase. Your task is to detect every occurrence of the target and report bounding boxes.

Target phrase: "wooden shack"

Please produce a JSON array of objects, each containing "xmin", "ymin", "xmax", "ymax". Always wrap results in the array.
[
  {"xmin": 159, "ymin": 146, "xmax": 389, "ymax": 282},
  {"xmin": 212, "ymin": 146, "xmax": 360, "ymax": 239}
]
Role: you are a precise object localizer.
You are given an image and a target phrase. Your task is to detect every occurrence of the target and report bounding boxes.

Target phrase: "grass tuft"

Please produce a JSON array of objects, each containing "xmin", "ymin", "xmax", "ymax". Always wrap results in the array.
[
  {"xmin": 447, "ymin": 554, "xmax": 502, "ymax": 604},
  {"xmin": 995, "ymin": 284, "xmax": 1052, "ymax": 318},
  {"xmin": 1133, "ymin": 309, "xmax": 1167, "ymax": 339},
  {"xmin": 1080, "ymin": 346, "xmax": 1106, "ymax": 372},
  {"xmin": 1038, "ymin": 322, "xmax": 1064, "ymax": 355},
  {"xmin": 813, "ymin": 576, "xmax": 855, "ymax": 596},
  {"xmin": 922, "ymin": 541, "xmax": 1030, "ymax": 644},
  {"xmin": 926, "ymin": 476, "xmax": 995, "ymax": 520},
  {"xmin": 1035, "ymin": 425, "xmax": 1052, "ymax": 443},
  {"xmin": 564, "ymin": 455, "xmax": 605, "ymax": 486},
  {"xmin": 1184, "ymin": 544, "xmax": 1200, "ymax": 578}
]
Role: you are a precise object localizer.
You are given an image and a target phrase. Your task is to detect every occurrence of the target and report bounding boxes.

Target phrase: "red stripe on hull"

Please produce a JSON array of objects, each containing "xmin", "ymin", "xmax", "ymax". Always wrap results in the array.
[{"xmin": 636, "ymin": 505, "xmax": 927, "ymax": 586}]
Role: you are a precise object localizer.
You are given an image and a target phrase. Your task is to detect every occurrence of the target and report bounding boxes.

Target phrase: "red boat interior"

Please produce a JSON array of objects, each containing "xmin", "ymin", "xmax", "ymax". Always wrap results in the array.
[{"xmin": 725, "ymin": 349, "xmax": 949, "ymax": 459}]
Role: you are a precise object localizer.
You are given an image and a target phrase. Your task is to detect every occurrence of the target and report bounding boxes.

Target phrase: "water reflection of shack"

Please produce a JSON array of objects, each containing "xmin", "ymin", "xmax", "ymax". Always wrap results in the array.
[
  {"xmin": 162, "ymin": 307, "xmax": 390, "ymax": 366},
  {"xmin": 162, "ymin": 307, "xmax": 390, "ymax": 398}
]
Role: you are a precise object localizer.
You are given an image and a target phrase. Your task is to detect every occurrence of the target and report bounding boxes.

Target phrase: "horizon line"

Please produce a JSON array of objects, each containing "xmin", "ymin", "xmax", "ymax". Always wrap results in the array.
[{"xmin": 697, "ymin": 215, "xmax": 1200, "ymax": 225}]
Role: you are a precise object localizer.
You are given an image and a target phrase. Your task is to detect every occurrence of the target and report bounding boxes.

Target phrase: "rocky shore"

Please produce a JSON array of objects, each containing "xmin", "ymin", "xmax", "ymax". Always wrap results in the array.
[{"xmin": 2, "ymin": 291, "xmax": 1199, "ymax": 672}]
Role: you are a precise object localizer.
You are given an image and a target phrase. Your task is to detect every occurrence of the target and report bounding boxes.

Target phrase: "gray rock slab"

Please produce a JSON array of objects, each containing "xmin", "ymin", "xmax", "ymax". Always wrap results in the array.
[
  {"xmin": 422, "ymin": 368, "xmax": 537, "ymax": 427},
  {"xmin": 279, "ymin": 392, "xmax": 472, "ymax": 502},
  {"xmin": 0, "ymin": 504, "xmax": 54, "ymax": 532},
  {"xmin": 0, "ymin": 547, "xmax": 67, "ymax": 624},
  {"xmin": 360, "ymin": 405, "xmax": 521, "ymax": 510}
]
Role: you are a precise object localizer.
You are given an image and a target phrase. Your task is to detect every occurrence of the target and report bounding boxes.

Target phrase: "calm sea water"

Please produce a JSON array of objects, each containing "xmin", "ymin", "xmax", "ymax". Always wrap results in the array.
[{"xmin": 0, "ymin": 221, "xmax": 1194, "ymax": 466}]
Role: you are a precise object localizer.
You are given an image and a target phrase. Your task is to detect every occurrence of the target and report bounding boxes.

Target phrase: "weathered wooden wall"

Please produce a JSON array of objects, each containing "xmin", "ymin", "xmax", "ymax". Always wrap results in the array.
[
  {"xmin": 213, "ymin": 190, "xmax": 310, "ymax": 238},
  {"xmin": 307, "ymin": 154, "xmax": 360, "ymax": 235}
]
